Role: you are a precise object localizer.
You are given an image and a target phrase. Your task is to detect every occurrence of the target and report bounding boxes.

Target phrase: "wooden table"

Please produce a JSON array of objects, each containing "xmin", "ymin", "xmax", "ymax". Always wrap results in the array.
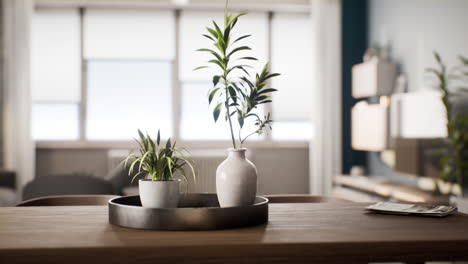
[{"xmin": 1, "ymin": 203, "xmax": 468, "ymax": 263}]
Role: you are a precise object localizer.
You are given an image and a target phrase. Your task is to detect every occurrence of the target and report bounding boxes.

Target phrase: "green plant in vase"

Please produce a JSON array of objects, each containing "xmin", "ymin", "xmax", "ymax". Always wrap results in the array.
[
  {"xmin": 194, "ymin": 2, "xmax": 279, "ymax": 149},
  {"xmin": 427, "ymin": 52, "xmax": 468, "ymax": 194},
  {"xmin": 123, "ymin": 129, "xmax": 196, "ymax": 208},
  {"xmin": 194, "ymin": 1, "xmax": 280, "ymax": 207}
]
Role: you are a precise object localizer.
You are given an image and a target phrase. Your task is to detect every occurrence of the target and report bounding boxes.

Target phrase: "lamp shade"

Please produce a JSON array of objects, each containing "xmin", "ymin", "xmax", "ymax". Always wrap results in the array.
[
  {"xmin": 352, "ymin": 58, "xmax": 397, "ymax": 98},
  {"xmin": 391, "ymin": 91, "xmax": 447, "ymax": 138},
  {"xmin": 352, "ymin": 101, "xmax": 389, "ymax": 151}
]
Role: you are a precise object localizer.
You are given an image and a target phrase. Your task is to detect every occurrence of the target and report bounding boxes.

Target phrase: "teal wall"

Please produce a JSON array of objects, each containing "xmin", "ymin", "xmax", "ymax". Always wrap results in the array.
[{"xmin": 341, "ymin": 0, "xmax": 368, "ymax": 173}]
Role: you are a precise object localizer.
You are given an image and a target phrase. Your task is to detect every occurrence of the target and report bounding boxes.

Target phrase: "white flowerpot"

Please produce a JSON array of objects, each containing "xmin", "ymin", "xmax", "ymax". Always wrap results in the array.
[
  {"xmin": 138, "ymin": 179, "xmax": 180, "ymax": 208},
  {"xmin": 216, "ymin": 148, "xmax": 257, "ymax": 207}
]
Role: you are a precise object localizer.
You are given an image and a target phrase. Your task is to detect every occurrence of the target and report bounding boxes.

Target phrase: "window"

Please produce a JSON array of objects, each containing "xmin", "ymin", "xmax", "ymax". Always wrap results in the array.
[
  {"xmin": 86, "ymin": 60, "xmax": 173, "ymax": 140},
  {"xmin": 32, "ymin": 104, "xmax": 79, "ymax": 140},
  {"xmin": 31, "ymin": 6, "xmax": 314, "ymax": 143},
  {"xmin": 271, "ymin": 13, "xmax": 314, "ymax": 140},
  {"xmin": 83, "ymin": 9, "xmax": 175, "ymax": 59},
  {"xmin": 31, "ymin": 8, "xmax": 81, "ymax": 140},
  {"xmin": 84, "ymin": 9, "xmax": 174, "ymax": 140}
]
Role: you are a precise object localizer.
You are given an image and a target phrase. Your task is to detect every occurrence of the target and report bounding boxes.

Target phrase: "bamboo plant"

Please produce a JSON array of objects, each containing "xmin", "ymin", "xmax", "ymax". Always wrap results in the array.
[
  {"xmin": 194, "ymin": 1, "xmax": 280, "ymax": 149},
  {"xmin": 427, "ymin": 52, "xmax": 468, "ymax": 185},
  {"xmin": 123, "ymin": 130, "xmax": 196, "ymax": 183}
]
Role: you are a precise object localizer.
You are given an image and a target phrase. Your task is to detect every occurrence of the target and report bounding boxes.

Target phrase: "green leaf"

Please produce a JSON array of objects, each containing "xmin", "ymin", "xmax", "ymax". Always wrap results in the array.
[
  {"xmin": 224, "ymin": 11, "xmax": 231, "ymax": 28},
  {"xmin": 229, "ymin": 65, "xmax": 250, "ymax": 76},
  {"xmin": 203, "ymin": 34, "xmax": 215, "ymax": 41},
  {"xmin": 196, "ymin": 48, "xmax": 223, "ymax": 61},
  {"xmin": 434, "ymin": 51, "xmax": 441, "ymax": 63},
  {"xmin": 208, "ymin": 88, "xmax": 220, "ymax": 104},
  {"xmin": 231, "ymin": 82, "xmax": 242, "ymax": 92},
  {"xmin": 233, "ymin": 34, "xmax": 251, "ymax": 44},
  {"xmin": 213, "ymin": 75, "xmax": 221, "ymax": 87},
  {"xmin": 196, "ymin": 48, "xmax": 215, "ymax": 53},
  {"xmin": 238, "ymin": 57, "xmax": 258, "ymax": 61},
  {"xmin": 240, "ymin": 77, "xmax": 254, "ymax": 88},
  {"xmin": 213, "ymin": 21, "xmax": 226, "ymax": 52},
  {"xmin": 259, "ymin": 63, "xmax": 272, "ymax": 81},
  {"xmin": 224, "ymin": 24, "xmax": 231, "ymax": 46},
  {"xmin": 228, "ymin": 13, "xmax": 247, "ymax": 27},
  {"xmin": 228, "ymin": 86, "xmax": 237, "ymax": 102},
  {"xmin": 137, "ymin": 129, "xmax": 144, "ymax": 141},
  {"xmin": 156, "ymin": 129, "xmax": 160, "ymax": 145},
  {"xmin": 213, "ymin": 103, "xmax": 222, "ymax": 122},
  {"xmin": 147, "ymin": 132, "xmax": 155, "ymax": 150},
  {"xmin": 263, "ymin": 73, "xmax": 281, "ymax": 81},
  {"xmin": 227, "ymin": 46, "xmax": 251, "ymax": 58},
  {"xmin": 213, "ymin": 21, "xmax": 223, "ymax": 37},
  {"xmin": 217, "ymin": 38, "xmax": 227, "ymax": 54},
  {"xmin": 206, "ymin": 27, "xmax": 218, "ymax": 38},
  {"xmin": 139, "ymin": 151, "xmax": 151, "ymax": 172},
  {"xmin": 166, "ymin": 157, "xmax": 173, "ymax": 180},
  {"xmin": 138, "ymin": 130, "xmax": 148, "ymax": 150},
  {"xmin": 231, "ymin": 18, "xmax": 239, "ymax": 29},
  {"xmin": 130, "ymin": 171, "xmax": 144, "ymax": 184},
  {"xmin": 459, "ymin": 55, "xmax": 468, "ymax": 65},
  {"xmin": 178, "ymin": 156, "xmax": 197, "ymax": 183},
  {"xmin": 166, "ymin": 138, "xmax": 171, "ymax": 151},
  {"xmin": 208, "ymin": 59, "xmax": 225, "ymax": 70},
  {"xmin": 258, "ymin": 100, "xmax": 272, "ymax": 104},
  {"xmin": 257, "ymin": 88, "xmax": 278, "ymax": 95},
  {"xmin": 246, "ymin": 113, "xmax": 261, "ymax": 120},
  {"xmin": 128, "ymin": 158, "xmax": 140, "ymax": 175},
  {"xmin": 193, "ymin": 66, "xmax": 208, "ymax": 71},
  {"xmin": 238, "ymin": 112, "xmax": 244, "ymax": 128},
  {"xmin": 122, "ymin": 153, "xmax": 135, "ymax": 169},
  {"xmin": 214, "ymin": 42, "xmax": 225, "ymax": 56}
]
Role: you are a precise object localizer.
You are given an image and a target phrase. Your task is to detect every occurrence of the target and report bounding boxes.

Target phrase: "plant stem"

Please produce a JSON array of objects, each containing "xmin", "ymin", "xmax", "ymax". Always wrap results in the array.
[
  {"xmin": 224, "ymin": 76, "xmax": 237, "ymax": 149},
  {"xmin": 241, "ymin": 130, "xmax": 257, "ymax": 145}
]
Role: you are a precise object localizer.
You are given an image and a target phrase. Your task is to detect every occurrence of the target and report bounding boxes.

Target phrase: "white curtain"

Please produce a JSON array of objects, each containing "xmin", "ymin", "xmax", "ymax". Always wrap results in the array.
[
  {"xmin": 309, "ymin": 0, "xmax": 342, "ymax": 195},
  {"xmin": 2, "ymin": 0, "xmax": 35, "ymax": 193}
]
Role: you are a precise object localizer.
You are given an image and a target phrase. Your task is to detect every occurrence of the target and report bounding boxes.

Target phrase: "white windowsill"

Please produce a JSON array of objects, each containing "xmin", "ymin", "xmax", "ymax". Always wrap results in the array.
[
  {"xmin": 35, "ymin": 140, "xmax": 309, "ymax": 149},
  {"xmin": 35, "ymin": 0, "xmax": 311, "ymax": 14}
]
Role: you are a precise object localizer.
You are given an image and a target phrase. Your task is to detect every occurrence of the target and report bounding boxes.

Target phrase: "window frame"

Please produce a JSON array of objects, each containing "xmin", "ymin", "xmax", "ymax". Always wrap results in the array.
[{"xmin": 33, "ymin": 2, "xmax": 312, "ymax": 149}]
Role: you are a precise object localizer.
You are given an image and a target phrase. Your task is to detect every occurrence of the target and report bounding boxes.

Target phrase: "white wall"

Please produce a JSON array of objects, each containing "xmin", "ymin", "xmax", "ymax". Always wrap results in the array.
[
  {"xmin": 367, "ymin": 0, "xmax": 468, "ymax": 179},
  {"xmin": 0, "ymin": 0, "xmax": 3, "ymax": 168},
  {"xmin": 368, "ymin": 0, "xmax": 468, "ymax": 92}
]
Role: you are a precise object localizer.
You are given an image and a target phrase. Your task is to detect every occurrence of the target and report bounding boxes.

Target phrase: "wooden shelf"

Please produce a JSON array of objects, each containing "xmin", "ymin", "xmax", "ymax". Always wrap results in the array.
[
  {"xmin": 331, "ymin": 186, "xmax": 384, "ymax": 203},
  {"xmin": 333, "ymin": 175, "xmax": 449, "ymax": 204}
]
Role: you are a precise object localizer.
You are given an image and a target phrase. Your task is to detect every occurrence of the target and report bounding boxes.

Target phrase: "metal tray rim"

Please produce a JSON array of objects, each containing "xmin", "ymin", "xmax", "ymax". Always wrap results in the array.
[
  {"xmin": 108, "ymin": 193, "xmax": 269, "ymax": 230},
  {"xmin": 109, "ymin": 194, "xmax": 269, "ymax": 210}
]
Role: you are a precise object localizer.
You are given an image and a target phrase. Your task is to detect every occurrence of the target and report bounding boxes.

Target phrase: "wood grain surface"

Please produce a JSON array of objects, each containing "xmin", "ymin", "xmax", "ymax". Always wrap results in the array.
[{"xmin": 1, "ymin": 203, "xmax": 468, "ymax": 263}]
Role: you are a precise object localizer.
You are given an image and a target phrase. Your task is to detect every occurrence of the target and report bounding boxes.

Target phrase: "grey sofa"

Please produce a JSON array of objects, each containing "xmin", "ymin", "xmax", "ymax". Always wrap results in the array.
[{"xmin": 22, "ymin": 174, "xmax": 114, "ymax": 201}]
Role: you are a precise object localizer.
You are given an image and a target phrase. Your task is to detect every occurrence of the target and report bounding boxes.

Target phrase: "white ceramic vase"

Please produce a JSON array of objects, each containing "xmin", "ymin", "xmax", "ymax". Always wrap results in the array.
[
  {"xmin": 216, "ymin": 148, "xmax": 257, "ymax": 207},
  {"xmin": 138, "ymin": 179, "xmax": 180, "ymax": 208}
]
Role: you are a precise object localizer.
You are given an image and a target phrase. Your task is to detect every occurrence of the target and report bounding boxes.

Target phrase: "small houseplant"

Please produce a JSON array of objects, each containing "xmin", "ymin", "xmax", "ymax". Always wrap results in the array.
[
  {"xmin": 123, "ymin": 130, "xmax": 195, "ymax": 208},
  {"xmin": 427, "ymin": 52, "xmax": 468, "ymax": 195},
  {"xmin": 195, "ymin": 1, "xmax": 280, "ymax": 207}
]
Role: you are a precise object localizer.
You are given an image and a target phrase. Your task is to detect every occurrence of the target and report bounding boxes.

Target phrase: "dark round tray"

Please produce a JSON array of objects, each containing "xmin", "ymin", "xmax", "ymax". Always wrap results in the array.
[{"xmin": 108, "ymin": 193, "xmax": 269, "ymax": 230}]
